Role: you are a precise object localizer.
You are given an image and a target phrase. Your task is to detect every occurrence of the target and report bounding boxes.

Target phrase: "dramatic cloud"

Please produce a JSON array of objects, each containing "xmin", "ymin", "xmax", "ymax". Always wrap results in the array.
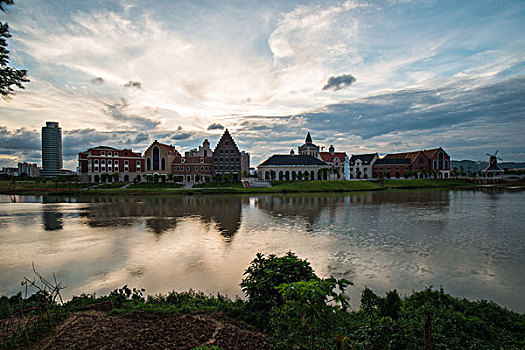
[
  {"xmin": 124, "ymin": 81, "xmax": 142, "ymax": 89},
  {"xmin": 0, "ymin": 127, "xmax": 40, "ymax": 151},
  {"xmin": 103, "ymin": 98, "xmax": 160, "ymax": 130},
  {"xmin": 207, "ymin": 123, "xmax": 224, "ymax": 130},
  {"xmin": 91, "ymin": 77, "xmax": 104, "ymax": 84},
  {"xmin": 322, "ymin": 74, "xmax": 356, "ymax": 91}
]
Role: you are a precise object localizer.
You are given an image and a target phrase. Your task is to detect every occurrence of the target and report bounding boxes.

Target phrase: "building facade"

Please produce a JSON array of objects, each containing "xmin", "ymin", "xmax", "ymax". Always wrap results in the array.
[
  {"xmin": 320, "ymin": 145, "xmax": 348, "ymax": 180},
  {"xmin": 78, "ymin": 146, "xmax": 144, "ymax": 183},
  {"xmin": 384, "ymin": 147, "xmax": 451, "ymax": 178},
  {"xmin": 298, "ymin": 132, "xmax": 320, "ymax": 158},
  {"xmin": 349, "ymin": 153, "xmax": 379, "ymax": 179},
  {"xmin": 173, "ymin": 140, "xmax": 214, "ymax": 183},
  {"xmin": 212, "ymin": 130, "xmax": 242, "ymax": 182},
  {"xmin": 257, "ymin": 151, "xmax": 330, "ymax": 181},
  {"xmin": 143, "ymin": 140, "xmax": 181, "ymax": 181},
  {"xmin": 18, "ymin": 162, "xmax": 38, "ymax": 177},
  {"xmin": 41, "ymin": 121, "xmax": 63, "ymax": 177},
  {"xmin": 373, "ymin": 158, "xmax": 412, "ymax": 179},
  {"xmin": 241, "ymin": 151, "xmax": 250, "ymax": 176}
]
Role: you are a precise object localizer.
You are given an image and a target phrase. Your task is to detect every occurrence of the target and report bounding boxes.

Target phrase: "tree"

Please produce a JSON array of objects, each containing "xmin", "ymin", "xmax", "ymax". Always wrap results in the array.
[
  {"xmin": 1, "ymin": 0, "xmax": 29, "ymax": 97},
  {"xmin": 112, "ymin": 172, "xmax": 120, "ymax": 183}
]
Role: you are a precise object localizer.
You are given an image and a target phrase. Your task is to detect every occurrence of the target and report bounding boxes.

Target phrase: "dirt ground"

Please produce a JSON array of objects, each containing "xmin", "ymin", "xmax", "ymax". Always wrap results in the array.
[{"xmin": 35, "ymin": 310, "xmax": 268, "ymax": 350}]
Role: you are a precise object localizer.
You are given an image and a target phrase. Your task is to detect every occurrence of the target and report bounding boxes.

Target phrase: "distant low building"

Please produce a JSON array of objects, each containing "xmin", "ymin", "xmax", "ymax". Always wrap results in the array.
[
  {"xmin": 0, "ymin": 167, "xmax": 18, "ymax": 176},
  {"xmin": 241, "ymin": 151, "xmax": 250, "ymax": 176},
  {"xmin": 17, "ymin": 162, "xmax": 38, "ymax": 177},
  {"xmin": 349, "ymin": 153, "xmax": 379, "ymax": 179},
  {"xmin": 78, "ymin": 146, "xmax": 144, "ymax": 183}
]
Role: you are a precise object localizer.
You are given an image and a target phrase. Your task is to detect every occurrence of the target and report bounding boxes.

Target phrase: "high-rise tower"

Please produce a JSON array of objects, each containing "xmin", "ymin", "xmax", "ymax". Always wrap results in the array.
[{"xmin": 41, "ymin": 121, "xmax": 63, "ymax": 177}]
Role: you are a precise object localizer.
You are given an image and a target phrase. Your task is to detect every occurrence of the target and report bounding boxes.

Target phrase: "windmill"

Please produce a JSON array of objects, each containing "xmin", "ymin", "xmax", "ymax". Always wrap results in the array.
[
  {"xmin": 486, "ymin": 150, "xmax": 503, "ymax": 168},
  {"xmin": 483, "ymin": 150, "xmax": 504, "ymax": 177}
]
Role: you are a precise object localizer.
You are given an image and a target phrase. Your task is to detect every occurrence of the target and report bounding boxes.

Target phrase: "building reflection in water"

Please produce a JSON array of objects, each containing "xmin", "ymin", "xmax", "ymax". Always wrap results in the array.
[
  {"xmin": 79, "ymin": 195, "xmax": 242, "ymax": 242},
  {"xmin": 41, "ymin": 196, "xmax": 64, "ymax": 231}
]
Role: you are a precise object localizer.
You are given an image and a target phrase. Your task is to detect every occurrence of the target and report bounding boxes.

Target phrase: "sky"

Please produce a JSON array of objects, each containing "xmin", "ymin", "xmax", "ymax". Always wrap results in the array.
[{"xmin": 1, "ymin": 0, "xmax": 524, "ymax": 170}]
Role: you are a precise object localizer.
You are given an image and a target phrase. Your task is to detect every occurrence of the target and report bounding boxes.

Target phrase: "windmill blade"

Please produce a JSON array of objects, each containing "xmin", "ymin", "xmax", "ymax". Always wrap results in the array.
[
  {"xmin": 486, "ymin": 153, "xmax": 492, "ymax": 157},
  {"xmin": 497, "ymin": 157, "xmax": 503, "ymax": 161},
  {"xmin": 495, "ymin": 150, "xmax": 499, "ymax": 156}
]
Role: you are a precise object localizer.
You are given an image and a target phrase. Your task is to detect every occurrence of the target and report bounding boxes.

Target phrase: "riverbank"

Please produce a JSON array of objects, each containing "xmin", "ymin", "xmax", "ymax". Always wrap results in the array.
[
  {"xmin": 2, "ymin": 282, "xmax": 524, "ymax": 349},
  {"xmin": 0, "ymin": 179, "xmax": 477, "ymax": 196}
]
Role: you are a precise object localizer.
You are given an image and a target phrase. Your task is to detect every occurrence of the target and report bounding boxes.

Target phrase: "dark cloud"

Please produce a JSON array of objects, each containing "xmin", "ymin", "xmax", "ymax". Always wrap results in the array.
[
  {"xmin": 124, "ymin": 80, "xmax": 142, "ymax": 89},
  {"xmin": 104, "ymin": 98, "xmax": 160, "ymax": 130},
  {"xmin": 91, "ymin": 77, "xmax": 104, "ymax": 84},
  {"xmin": 172, "ymin": 132, "xmax": 192, "ymax": 140},
  {"xmin": 322, "ymin": 74, "xmax": 356, "ymax": 91},
  {"xmin": 0, "ymin": 126, "xmax": 40, "ymax": 150},
  {"xmin": 207, "ymin": 123, "xmax": 224, "ymax": 130}
]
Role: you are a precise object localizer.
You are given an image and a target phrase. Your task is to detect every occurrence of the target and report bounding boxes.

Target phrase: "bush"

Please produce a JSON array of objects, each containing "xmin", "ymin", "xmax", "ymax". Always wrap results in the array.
[{"xmin": 240, "ymin": 252, "xmax": 318, "ymax": 313}]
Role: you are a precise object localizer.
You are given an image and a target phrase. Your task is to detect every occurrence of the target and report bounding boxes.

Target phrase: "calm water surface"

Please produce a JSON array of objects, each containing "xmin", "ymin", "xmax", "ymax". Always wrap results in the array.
[{"xmin": 1, "ymin": 189, "xmax": 524, "ymax": 312}]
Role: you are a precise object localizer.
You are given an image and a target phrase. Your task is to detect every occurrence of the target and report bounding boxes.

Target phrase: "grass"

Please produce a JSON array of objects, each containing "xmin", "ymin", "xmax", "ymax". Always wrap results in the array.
[
  {"xmin": 382, "ymin": 179, "xmax": 473, "ymax": 188},
  {"xmin": 126, "ymin": 182, "xmax": 184, "ymax": 189},
  {"xmin": 193, "ymin": 182, "xmax": 244, "ymax": 188}
]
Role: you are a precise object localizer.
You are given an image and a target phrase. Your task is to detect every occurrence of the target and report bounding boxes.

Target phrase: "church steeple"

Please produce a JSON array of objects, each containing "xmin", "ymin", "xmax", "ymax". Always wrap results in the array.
[{"xmin": 305, "ymin": 132, "xmax": 312, "ymax": 144}]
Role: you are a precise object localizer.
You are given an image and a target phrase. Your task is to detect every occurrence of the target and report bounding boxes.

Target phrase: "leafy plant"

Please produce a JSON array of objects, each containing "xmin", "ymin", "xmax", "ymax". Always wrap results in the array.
[
  {"xmin": 271, "ymin": 277, "xmax": 352, "ymax": 350},
  {"xmin": 240, "ymin": 252, "xmax": 318, "ymax": 313}
]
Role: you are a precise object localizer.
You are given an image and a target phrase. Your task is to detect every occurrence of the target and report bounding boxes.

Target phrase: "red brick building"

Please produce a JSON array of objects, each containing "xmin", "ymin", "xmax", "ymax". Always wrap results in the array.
[
  {"xmin": 384, "ymin": 147, "xmax": 451, "ymax": 178},
  {"xmin": 78, "ymin": 146, "xmax": 144, "ymax": 183},
  {"xmin": 373, "ymin": 158, "xmax": 412, "ymax": 179},
  {"xmin": 320, "ymin": 145, "xmax": 347, "ymax": 180},
  {"xmin": 172, "ymin": 139, "xmax": 214, "ymax": 183}
]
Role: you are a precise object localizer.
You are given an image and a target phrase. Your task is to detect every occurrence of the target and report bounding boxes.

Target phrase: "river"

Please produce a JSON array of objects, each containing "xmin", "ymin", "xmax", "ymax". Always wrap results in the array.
[{"xmin": 1, "ymin": 189, "xmax": 524, "ymax": 312}]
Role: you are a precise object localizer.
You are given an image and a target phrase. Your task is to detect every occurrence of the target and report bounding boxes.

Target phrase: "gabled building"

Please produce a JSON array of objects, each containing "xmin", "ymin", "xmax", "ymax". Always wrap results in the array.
[
  {"xmin": 78, "ymin": 146, "xmax": 144, "ymax": 183},
  {"xmin": 143, "ymin": 140, "xmax": 181, "ymax": 182},
  {"xmin": 349, "ymin": 153, "xmax": 379, "ymax": 179},
  {"xmin": 320, "ymin": 145, "xmax": 348, "ymax": 180},
  {"xmin": 212, "ymin": 130, "xmax": 242, "ymax": 182},
  {"xmin": 384, "ymin": 147, "xmax": 450, "ymax": 178},
  {"xmin": 173, "ymin": 140, "xmax": 214, "ymax": 183}
]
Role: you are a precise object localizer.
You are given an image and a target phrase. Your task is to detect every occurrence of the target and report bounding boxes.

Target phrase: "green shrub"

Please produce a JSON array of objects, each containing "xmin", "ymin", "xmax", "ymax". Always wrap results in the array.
[{"xmin": 240, "ymin": 252, "xmax": 318, "ymax": 312}]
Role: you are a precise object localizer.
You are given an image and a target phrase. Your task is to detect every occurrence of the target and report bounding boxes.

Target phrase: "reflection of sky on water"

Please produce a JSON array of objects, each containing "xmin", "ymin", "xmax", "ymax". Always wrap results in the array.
[{"xmin": 0, "ymin": 190, "xmax": 524, "ymax": 312}]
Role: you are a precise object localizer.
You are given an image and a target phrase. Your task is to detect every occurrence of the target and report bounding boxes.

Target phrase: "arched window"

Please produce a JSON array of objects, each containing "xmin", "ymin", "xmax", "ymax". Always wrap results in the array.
[
  {"xmin": 265, "ymin": 171, "xmax": 270, "ymax": 180},
  {"xmin": 153, "ymin": 146, "xmax": 160, "ymax": 170},
  {"xmin": 438, "ymin": 152, "xmax": 444, "ymax": 169},
  {"xmin": 279, "ymin": 171, "xmax": 283, "ymax": 181},
  {"xmin": 445, "ymin": 160, "xmax": 449, "ymax": 169},
  {"xmin": 204, "ymin": 150, "xmax": 207, "ymax": 157},
  {"xmin": 146, "ymin": 157, "xmax": 151, "ymax": 171},
  {"xmin": 311, "ymin": 171, "xmax": 315, "ymax": 180},
  {"xmin": 161, "ymin": 157, "xmax": 166, "ymax": 170}
]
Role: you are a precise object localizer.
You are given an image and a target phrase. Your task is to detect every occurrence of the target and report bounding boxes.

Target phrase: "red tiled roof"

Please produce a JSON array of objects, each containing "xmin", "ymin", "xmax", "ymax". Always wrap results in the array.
[
  {"xmin": 385, "ymin": 148, "xmax": 446, "ymax": 162},
  {"xmin": 320, "ymin": 152, "xmax": 346, "ymax": 162}
]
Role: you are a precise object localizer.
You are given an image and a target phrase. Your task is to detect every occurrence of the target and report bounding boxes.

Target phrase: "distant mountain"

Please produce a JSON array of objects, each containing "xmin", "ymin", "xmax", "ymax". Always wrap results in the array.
[{"xmin": 451, "ymin": 160, "xmax": 525, "ymax": 171}]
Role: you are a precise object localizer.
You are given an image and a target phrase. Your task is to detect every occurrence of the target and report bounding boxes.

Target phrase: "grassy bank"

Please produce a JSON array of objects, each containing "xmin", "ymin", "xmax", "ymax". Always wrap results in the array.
[
  {"xmin": 0, "ymin": 179, "xmax": 475, "ymax": 196},
  {"xmin": 2, "ymin": 252, "xmax": 524, "ymax": 349}
]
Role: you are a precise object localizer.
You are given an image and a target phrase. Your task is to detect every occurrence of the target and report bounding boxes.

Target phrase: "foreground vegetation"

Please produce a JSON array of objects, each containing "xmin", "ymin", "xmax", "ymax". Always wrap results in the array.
[{"xmin": 2, "ymin": 252, "xmax": 524, "ymax": 349}]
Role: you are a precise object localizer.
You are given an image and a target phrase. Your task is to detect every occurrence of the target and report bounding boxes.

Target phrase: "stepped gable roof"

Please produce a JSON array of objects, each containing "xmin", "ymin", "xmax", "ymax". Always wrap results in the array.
[
  {"xmin": 214, "ymin": 129, "xmax": 240, "ymax": 152},
  {"xmin": 349, "ymin": 153, "xmax": 377, "ymax": 164},
  {"xmin": 320, "ymin": 152, "xmax": 346, "ymax": 162},
  {"xmin": 259, "ymin": 155, "xmax": 328, "ymax": 167},
  {"xmin": 375, "ymin": 158, "xmax": 412, "ymax": 165}
]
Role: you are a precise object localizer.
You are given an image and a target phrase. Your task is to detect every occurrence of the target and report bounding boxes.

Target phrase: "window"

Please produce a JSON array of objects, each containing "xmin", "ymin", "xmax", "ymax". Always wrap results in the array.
[
  {"xmin": 200, "ymin": 166, "xmax": 204, "ymax": 171},
  {"xmin": 204, "ymin": 150, "xmax": 207, "ymax": 157},
  {"xmin": 108, "ymin": 160, "xmax": 112, "ymax": 165},
  {"xmin": 115, "ymin": 152, "xmax": 119, "ymax": 157},
  {"xmin": 94, "ymin": 159, "xmax": 99, "ymax": 165},
  {"xmin": 161, "ymin": 157, "xmax": 166, "ymax": 171},
  {"xmin": 225, "ymin": 141, "xmax": 229, "ymax": 145},
  {"xmin": 237, "ymin": 158, "xmax": 240, "ymax": 161},
  {"xmin": 101, "ymin": 159, "xmax": 105, "ymax": 165},
  {"xmin": 220, "ymin": 158, "xmax": 223, "ymax": 162},
  {"xmin": 124, "ymin": 160, "xmax": 129, "ymax": 172},
  {"xmin": 153, "ymin": 146, "xmax": 160, "ymax": 170},
  {"xmin": 195, "ymin": 166, "xmax": 198, "ymax": 171},
  {"xmin": 114, "ymin": 160, "xmax": 119, "ymax": 168},
  {"xmin": 136, "ymin": 161, "xmax": 140, "ymax": 170},
  {"xmin": 214, "ymin": 158, "xmax": 218, "ymax": 162},
  {"xmin": 181, "ymin": 158, "xmax": 186, "ymax": 163},
  {"xmin": 146, "ymin": 157, "xmax": 151, "ymax": 170},
  {"xmin": 219, "ymin": 150, "xmax": 223, "ymax": 154},
  {"xmin": 108, "ymin": 152, "xmax": 112, "ymax": 157},
  {"xmin": 101, "ymin": 151, "xmax": 105, "ymax": 156},
  {"xmin": 200, "ymin": 158, "xmax": 204, "ymax": 163},
  {"xmin": 186, "ymin": 166, "xmax": 190, "ymax": 171}
]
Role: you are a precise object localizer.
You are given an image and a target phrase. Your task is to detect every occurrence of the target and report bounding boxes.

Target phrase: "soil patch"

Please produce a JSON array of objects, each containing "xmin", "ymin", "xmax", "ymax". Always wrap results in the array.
[{"xmin": 36, "ymin": 311, "xmax": 268, "ymax": 349}]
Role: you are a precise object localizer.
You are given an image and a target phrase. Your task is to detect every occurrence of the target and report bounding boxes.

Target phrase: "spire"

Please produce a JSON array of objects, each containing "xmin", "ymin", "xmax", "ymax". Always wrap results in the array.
[{"xmin": 305, "ymin": 132, "xmax": 312, "ymax": 144}]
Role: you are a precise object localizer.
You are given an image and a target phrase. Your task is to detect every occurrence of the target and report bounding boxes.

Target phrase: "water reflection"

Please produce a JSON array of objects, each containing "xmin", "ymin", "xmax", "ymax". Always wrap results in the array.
[
  {"xmin": 77, "ymin": 195, "xmax": 242, "ymax": 240},
  {"xmin": 0, "ymin": 190, "xmax": 524, "ymax": 312}
]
